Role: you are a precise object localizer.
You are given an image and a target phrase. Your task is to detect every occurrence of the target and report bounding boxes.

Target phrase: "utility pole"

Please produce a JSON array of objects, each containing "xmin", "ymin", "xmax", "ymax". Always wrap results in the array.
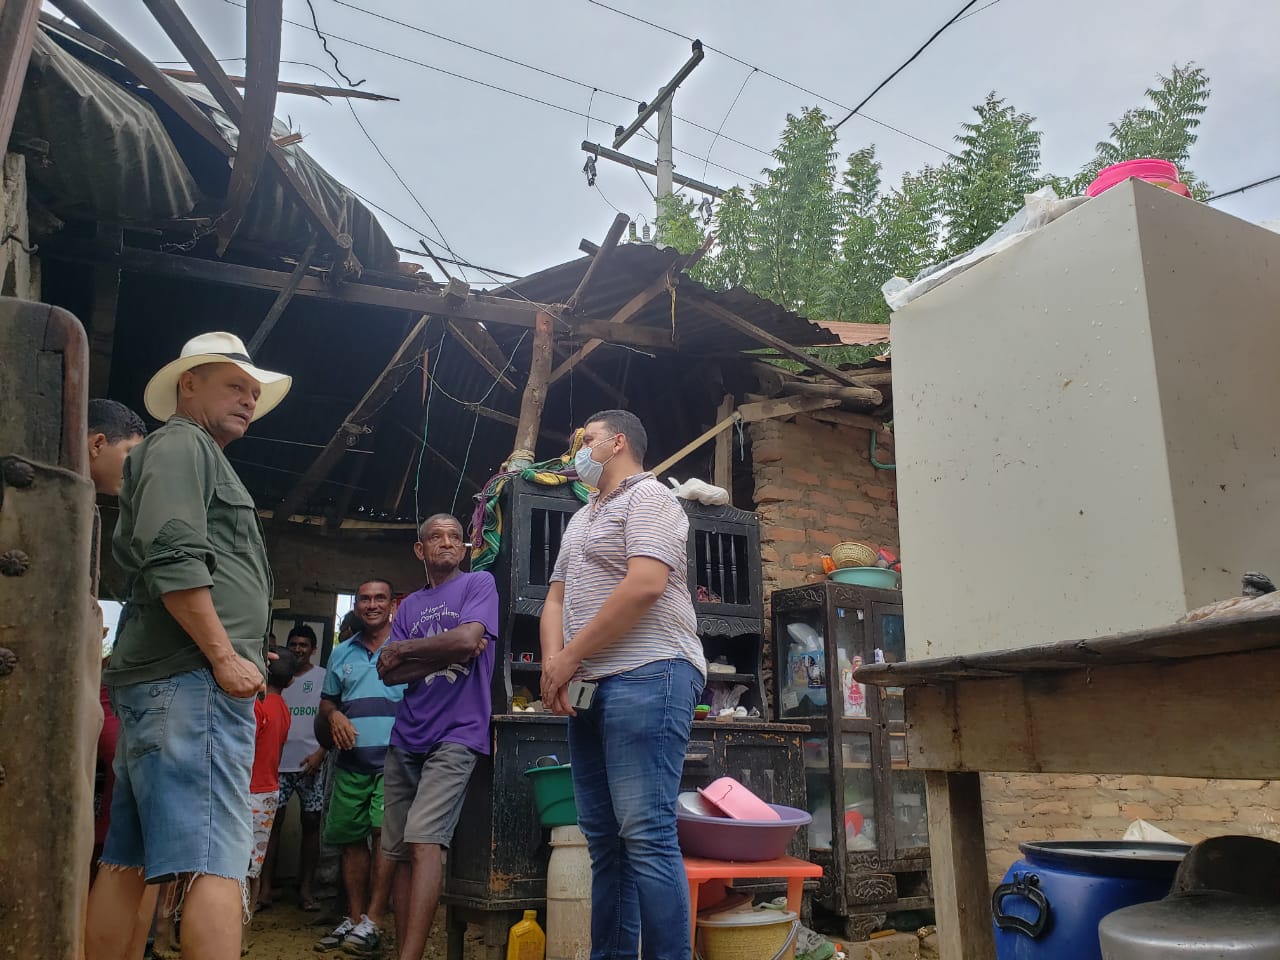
[{"xmin": 611, "ymin": 40, "xmax": 704, "ymax": 221}]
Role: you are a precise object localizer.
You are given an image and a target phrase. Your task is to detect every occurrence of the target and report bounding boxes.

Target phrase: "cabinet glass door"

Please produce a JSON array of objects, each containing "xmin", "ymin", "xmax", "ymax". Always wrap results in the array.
[
  {"xmin": 841, "ymin": 732, "xmax": 876, "ymax": 854},
  {"xmin": 803, "ymin": 735, "xmax": 835, "ymax": 850},
  {"xmin": 777, "ymin": 612, "xmax": 829, "ymax": 719},
  {"xmin": 890, "ymin": 768, "xmax": 930, "ymax": 853},
  {"xmin": 833, "ymin": 605, "xmax": 868, "ymax": 719}
]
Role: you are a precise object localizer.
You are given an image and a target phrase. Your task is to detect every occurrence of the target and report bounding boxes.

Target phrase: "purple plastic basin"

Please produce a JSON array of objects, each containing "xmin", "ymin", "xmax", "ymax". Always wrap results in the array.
[{"xmin": 677, "ymin": 803, "xmax": 811, "ymax": 862}]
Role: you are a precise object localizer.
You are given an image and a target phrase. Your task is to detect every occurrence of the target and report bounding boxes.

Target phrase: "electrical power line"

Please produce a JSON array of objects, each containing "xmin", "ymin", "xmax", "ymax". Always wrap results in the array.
[
  {"xmin": 584, "ymin": 0, "xmax": 954, "ymax": 154},
  {"xmin": 327, "ymin": 0, "xmax": 779, "ymax": 160},
  {"xmin": 705, "ymin": 67, "xmax": 757, "ymax": 178},
  {"xmin": 833, "ymin": 0, "xmax": 981, "ymax": 131},
  {"xmin": 1207, "ymin": 173, "xmax": 1280, "ymax": 202}
]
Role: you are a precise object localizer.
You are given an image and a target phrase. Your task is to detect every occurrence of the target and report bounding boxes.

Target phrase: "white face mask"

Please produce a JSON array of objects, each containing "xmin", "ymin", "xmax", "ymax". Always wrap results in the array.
[{"xmin": 574, "ymin": 435, "xmax": 618, "ymax": 486}]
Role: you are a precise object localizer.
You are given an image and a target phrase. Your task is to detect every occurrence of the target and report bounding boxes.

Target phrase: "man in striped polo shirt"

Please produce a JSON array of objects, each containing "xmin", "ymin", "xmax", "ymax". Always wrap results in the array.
[
  {"xmin": 541, "ymin": 409, "xmax": 707, "ymax": 960},
  {"xmin": 316, "ymin": 579, "xmax": 405, "ymax": 955}
]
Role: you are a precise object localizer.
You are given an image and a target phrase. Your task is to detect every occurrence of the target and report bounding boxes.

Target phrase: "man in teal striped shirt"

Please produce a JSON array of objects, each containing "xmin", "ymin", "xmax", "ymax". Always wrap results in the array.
[{"xmin": 316, "ymin": 579, "xmax": 405, "ymax": 956}]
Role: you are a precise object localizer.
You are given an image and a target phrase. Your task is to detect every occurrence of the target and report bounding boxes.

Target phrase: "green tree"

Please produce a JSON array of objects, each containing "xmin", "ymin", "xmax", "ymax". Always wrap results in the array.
[
  {"xmin": 825, "ymin": 146, "xmax": 888, "ymax": 322},
  {"xmin": 654, "ymin": 193, "xmax": 706, "ymax": 255},
  {"xmin": 747, "ymin": 107, "xmax": 839, "ymax": 313},
  {"xmin": 1076, "ymin": 63, "xmax": 1211, "ymax": 197},
  {"xmin": 697, "ymin": 185, "xmax": 753, "ymax": 290},
  {"xmin": 943, "ymin": 92, "xmax": 1044, "ymax": 256}
]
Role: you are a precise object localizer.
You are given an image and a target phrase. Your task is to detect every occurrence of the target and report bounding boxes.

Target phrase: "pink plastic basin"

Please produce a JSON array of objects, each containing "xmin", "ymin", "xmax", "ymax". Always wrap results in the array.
[{"xmin": 1086, "ymin": 159, "xmax": 1191, "ymax": 198}]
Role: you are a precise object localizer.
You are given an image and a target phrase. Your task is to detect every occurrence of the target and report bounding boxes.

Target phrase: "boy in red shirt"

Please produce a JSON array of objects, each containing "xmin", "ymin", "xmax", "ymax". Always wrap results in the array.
[{"xmin": 245, "ymin": 649, "xmax": 297, "ymax": 951}]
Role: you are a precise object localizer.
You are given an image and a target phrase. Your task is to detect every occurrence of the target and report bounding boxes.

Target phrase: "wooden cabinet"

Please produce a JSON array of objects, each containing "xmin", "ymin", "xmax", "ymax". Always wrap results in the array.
[{"xmin": 771, "ymin": 582, "xmax": 932, "ymax": 939}]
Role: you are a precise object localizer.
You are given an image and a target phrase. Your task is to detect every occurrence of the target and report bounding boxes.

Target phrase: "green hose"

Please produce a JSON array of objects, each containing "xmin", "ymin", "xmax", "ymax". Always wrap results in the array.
[{"xmin": 870, "ymin": 430, "xmax": 896, "ymax": 471}]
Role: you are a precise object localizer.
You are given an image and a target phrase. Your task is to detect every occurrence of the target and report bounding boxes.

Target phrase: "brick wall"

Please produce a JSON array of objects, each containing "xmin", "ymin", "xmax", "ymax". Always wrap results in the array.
[
  {"xmin": 750, "ymin": 414, "xmax": 900, "ymax": 598},
  {"xmin": 983, "ymin": 772, "xmax": 1280, "ymax": 882}
]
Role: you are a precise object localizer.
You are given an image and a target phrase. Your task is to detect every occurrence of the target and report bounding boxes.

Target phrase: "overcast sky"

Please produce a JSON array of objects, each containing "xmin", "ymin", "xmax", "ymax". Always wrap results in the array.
[{"xmin": 75, "ymin": 0, "xmax": 1280, "ymax": 283}]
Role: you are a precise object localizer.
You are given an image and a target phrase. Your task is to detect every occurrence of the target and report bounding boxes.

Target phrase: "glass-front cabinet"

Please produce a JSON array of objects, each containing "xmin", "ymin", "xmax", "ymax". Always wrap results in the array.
[{"xmin": 772, "ymin": 583, "xmax": 932, "ymax": 938}]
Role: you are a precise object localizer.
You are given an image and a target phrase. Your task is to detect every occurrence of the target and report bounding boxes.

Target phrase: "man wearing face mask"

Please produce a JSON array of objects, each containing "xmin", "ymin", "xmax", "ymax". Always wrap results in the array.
[{"xmin": 540, "ymin": 409, "xmax": 707, "ymax": 960}]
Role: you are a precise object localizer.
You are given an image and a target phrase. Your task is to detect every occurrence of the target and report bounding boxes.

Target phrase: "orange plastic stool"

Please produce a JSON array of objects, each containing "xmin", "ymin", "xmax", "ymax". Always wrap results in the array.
[{"xmin": 683, "ymin": 854, "xmax": 824, "ymax": 960}]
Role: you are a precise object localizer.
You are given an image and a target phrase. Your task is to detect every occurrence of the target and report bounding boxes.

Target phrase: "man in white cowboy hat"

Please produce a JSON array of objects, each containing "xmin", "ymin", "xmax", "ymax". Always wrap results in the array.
[{"xmin": 86, "ymin": 332, "xmax": 291, "ymax": 960}]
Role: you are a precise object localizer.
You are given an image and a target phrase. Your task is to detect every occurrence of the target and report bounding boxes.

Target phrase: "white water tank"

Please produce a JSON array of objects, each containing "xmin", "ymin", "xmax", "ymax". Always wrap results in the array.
[{"xmin": 546, "ymin": 824, "xmax": 592, "ymax": 960}]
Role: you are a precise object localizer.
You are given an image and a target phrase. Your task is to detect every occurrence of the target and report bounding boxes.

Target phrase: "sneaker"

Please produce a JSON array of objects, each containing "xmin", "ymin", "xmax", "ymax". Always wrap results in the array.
[
  {"xmin": 315, "ymin": 918, "xmax": 355, "ymax": 952},
  {"xmin": 342, "ymin": 916, "xmax": 381, "ymax": 956}
]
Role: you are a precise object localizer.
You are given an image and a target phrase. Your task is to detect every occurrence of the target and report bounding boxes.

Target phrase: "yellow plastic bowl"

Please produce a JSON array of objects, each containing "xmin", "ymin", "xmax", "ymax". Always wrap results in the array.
[{"xmin": 696, "ymin": 910, "xmax": 798, "ymax": 960}]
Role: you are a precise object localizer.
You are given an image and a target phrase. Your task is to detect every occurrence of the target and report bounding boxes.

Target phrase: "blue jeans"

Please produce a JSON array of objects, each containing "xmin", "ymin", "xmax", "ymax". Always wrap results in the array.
[
  {"xmin": 568, "ymin": 658, "xmax": 702, "ymax": 960},
  {"xmin": 102, "ymin": 668, "xmax": 256, "ymax": 881}
]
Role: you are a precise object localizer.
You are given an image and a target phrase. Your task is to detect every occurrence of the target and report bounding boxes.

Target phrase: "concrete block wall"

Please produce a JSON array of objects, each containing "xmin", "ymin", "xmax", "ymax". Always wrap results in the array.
[{"xmin": 982, "ymin": 772, "xmax": 1280, "ymax": 882}]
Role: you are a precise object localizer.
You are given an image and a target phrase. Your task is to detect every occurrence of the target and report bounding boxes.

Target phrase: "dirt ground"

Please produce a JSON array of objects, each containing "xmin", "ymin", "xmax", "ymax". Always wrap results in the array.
[{"xmin": 234, "ymin": 893, "xmax": 486, "ymax": 960}]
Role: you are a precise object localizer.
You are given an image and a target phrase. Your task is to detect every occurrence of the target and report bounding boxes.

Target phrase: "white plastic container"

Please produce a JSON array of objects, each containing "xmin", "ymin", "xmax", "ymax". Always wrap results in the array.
[{"xmin": 546, "ymin": 824, "xmax": 591, "ymax": 960}]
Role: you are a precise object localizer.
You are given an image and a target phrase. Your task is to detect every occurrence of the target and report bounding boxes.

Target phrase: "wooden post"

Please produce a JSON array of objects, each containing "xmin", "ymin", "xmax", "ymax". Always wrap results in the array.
[
  {"xmin": 507, "ymin": 311, "xmax": 555, "ymax": 470},
  {"xmin": 0, "ymin": 0, "xmax": 40, "ymax": 153},
  {"xmin": 712, "ymin": 393, "xmax": 734, "ymax": 493},
  {"xmin": 926, "ymin": 771, "xmax": 996, "ymax": 960}
]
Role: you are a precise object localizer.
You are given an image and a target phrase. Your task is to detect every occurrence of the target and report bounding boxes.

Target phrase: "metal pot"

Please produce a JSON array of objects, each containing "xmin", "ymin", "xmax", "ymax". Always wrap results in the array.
[{"xmin": 1100, "ymin": 891, "xmax": 1280, "ymax": 958}]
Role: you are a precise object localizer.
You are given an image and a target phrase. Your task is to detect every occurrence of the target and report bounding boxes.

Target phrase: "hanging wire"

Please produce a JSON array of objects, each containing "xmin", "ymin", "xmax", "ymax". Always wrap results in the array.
[
  {"xmin": 303, "ymin": 0, "xmax": 365, "ymax": 86},
  {"xmin": 413, "ymin": 330, "xmax": 449, "ymax": 530},
  {"xmin": 704, "ymin": 67, "xmax": 757, "ymax": 179}
]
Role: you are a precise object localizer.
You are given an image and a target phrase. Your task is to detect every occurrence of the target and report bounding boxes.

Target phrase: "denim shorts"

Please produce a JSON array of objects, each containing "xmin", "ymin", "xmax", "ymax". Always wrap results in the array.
[{"xmin": 102, "ymin": 668, "xmax": 256, "ymax": 882}]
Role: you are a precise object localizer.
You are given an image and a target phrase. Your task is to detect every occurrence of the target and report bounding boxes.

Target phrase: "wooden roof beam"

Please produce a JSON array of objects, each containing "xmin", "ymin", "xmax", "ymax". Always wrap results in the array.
[
  {"xmin": 216, "ymin": 0, "xmax": 283, "ymax": 254},
  {"xmin": 136, "ymin": 0, "xmax": 358, "ymax": 270},
  {"xmin": 684, "ymin": 292, "xmax": 874, "ymax": 390},
  {"xmin": 0, "ymin": 0, "xmax": 40, "ymax": 153},
  {"xmin": 565, "ymin": 213, "xmax": 629, "ymax": 315},
  {"xmin": 39, "ymin": 240, "xmax": 673, "ymax": 350},
  {"xmin": 158, "ymin": 68, "xmax": 398, "ymax": 102},
  {"xmin": 270, "ymin": 315, "xmax": 430, "ymax": 528},
  {"xmin": 446, "ymin": 319, "xmax": 517, "ymax": 392}
]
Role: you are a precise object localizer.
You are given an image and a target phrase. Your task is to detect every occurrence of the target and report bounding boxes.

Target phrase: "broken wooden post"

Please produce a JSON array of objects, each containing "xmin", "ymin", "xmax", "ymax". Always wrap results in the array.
[
  {"xmin": 505, "ymin": 311, "xmax": 555, "ymax": 471},
  {"xmin": 712, "ymin": 392, "xmax": 735, "ymax": 493}
]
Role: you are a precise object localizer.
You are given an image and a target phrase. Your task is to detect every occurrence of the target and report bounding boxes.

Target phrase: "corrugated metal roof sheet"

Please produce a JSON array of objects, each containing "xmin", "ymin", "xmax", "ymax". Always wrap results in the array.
[
  {"xmin": 819, "ymin": 321, "xmax": 891, "ymax": 347},
  {"xmin": 490, "ymin": 243, "xmax": 839, "ymax": 355}
]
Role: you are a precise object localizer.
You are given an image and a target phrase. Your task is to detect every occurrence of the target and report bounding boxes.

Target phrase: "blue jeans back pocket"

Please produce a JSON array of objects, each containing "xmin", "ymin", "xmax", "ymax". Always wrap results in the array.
[{"xmin": 114, "ymin": 678, "xmax": 179, "ymax": 759}]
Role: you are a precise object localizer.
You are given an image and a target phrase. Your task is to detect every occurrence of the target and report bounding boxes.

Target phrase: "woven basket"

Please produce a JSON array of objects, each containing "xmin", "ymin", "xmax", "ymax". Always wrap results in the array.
[{"xmin": 831, "ymin": 541, "xmax": 877, "ymax": 569}]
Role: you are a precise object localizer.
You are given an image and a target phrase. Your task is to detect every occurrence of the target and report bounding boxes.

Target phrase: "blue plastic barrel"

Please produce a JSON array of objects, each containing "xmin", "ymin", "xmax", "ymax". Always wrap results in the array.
[{"xmin": 992, "ymin": 841, "xmax": 1188, "ymax": 960}]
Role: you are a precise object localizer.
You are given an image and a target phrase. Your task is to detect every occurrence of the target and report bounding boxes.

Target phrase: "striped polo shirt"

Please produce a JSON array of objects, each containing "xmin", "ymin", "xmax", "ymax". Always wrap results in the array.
[
  {"xmin": 551, "ymin": 472, "xmax": 707, "ymax": 681},
  {"xmin": 321, "ymin": 634, "xmax": 405, "ymax": 774}
]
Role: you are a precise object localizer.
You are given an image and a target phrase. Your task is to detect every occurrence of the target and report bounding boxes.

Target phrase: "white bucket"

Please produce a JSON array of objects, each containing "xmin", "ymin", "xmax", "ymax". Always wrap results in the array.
[{"xmin": 547, "ymin": 824, "xmax": 592, "ymax": 960}]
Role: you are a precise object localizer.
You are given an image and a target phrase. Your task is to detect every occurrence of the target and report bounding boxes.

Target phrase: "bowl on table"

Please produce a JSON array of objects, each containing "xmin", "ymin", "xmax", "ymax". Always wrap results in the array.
[{"xmin": 677, "ymin": 803, "xmax": 812, "ymax": 862}]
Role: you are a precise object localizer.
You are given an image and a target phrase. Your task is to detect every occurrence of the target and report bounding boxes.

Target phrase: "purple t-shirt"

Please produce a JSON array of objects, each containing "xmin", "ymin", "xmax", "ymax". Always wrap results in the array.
[{"xmin": 388, "ymin": 571, "xmax": 499, "ymax": 755}]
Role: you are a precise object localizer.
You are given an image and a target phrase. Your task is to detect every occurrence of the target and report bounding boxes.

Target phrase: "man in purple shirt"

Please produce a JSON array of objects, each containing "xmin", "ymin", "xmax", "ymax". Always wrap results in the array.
[{"xmin": 376, "ymin": 513, "xmax": 497, "ymax": 960}]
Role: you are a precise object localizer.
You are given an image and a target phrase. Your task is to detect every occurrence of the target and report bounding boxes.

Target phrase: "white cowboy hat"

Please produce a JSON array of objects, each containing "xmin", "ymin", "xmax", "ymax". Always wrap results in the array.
[{"xmin": 144, "ymin": 332, "xmax": 292, "ymax": 422}]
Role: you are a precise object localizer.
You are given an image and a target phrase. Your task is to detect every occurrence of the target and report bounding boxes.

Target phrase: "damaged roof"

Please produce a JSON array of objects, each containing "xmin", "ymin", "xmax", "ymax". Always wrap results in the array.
[
  {"xmin": 490, "ymin": 242, "xmax": 841, "ymax": 355},
  {"xmin": 12, "ymin": 24, "xmax": 397, "ymax": 269}
]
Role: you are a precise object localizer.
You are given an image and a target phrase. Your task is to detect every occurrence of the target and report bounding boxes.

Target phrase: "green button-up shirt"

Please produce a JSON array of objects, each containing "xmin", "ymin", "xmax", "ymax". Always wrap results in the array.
[{"xmin": 104, "ymin": 416, "xmax": 273, "ymax": 687}]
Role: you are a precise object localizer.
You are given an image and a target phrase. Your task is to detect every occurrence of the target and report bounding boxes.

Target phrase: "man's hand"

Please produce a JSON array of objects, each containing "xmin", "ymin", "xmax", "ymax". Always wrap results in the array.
[
  {"xmin": 212, "ymin": 653, "xmax": 267, "ymax": 698},
  {"xmin": 302, "ymin": 746, "xmax": 326, "ymax": 775},
  {"xmin": 329, "ymin": 712, "xmax": 357, "ymax": 752},
  {"xmin": 377, "ymin": 642, "xmax": 404, "ymax": 681},
  {"xmin": 541, "ymin": 647, "xmax": 581, "ymax": 716}
]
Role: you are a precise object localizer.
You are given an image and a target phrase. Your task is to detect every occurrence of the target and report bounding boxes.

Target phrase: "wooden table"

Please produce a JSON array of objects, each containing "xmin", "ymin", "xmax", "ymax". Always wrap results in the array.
[
  {"xmin": 855, "ymin": 610, "xmax": 1280, "ymax": 959},
  {"xmin": 684, "ymin": 854, "xmax": 823, "ymax": 959}
]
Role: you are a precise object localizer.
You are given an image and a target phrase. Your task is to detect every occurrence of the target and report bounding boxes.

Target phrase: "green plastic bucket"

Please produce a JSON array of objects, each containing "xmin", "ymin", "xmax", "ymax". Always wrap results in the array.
[{"xmin": 526, "ymin": 758, "xmax": 578, "ymax": 828}]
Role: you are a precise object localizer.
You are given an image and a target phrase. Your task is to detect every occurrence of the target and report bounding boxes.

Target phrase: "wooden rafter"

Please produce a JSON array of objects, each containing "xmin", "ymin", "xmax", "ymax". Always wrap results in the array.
[
  {"xmin": 564, "ymin": 213, "xmax": 628, "ymax": 315},
  {"xmin": 0, "ymin": 0, "xmax": 40, "ymax": 153},
  {"xmin": 551, "ymin": 344, "xmax": 625, "ymax": 403},
  {"xmin": 158, "ymin": 68, "xmax": 397, "ymax": 102},
  {"xmin": 135, "ymin": 0, "xmax": 357, "ymax": 268},
  {"xmin": 446, "ymin": 320, "xmax": 517, "ymax": 392},
  {"xmin": 246, "ymin": 235, "xmax": 317, "ymax": 354},
  {"xmin": 550, "ymin": 268, "xmax": 670, "ymax": 384},
  {"xmin": 217, "ymin": 0, "xmax": 283, "ymax": 254},
  {"xmin": 508, "ymin": 311, "xmax": 555, "ymax": 464},
  {"xmin": 685, "ymin": 292, "xmax": 873, "ymax": 390},
  {"xmin": 552, "ymin": 233, "xmax": 713, "ymax": 385},
  {"xmin": 271, "ymin": 315, "xmax": 430, "ymax": 528}
]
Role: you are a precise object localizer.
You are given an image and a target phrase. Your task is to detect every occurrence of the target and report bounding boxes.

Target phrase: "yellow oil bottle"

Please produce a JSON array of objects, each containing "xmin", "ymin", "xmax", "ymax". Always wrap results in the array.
[{"xmin": 506, "ymin": 909, "xmax": 546, "ymax": 960}]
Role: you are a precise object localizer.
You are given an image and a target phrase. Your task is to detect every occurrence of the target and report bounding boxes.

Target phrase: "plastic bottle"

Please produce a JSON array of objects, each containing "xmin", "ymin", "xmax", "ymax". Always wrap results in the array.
[{"xmin": 507, "ymin": 910, "xmax": 546, "ymax": 960}]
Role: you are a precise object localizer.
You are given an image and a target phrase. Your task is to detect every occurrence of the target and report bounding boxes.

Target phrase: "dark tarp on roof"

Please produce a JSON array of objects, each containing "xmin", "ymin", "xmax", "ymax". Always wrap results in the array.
[
  {"xmin": 13, "ymin": 26, "xmax": 397, "ymax": 270},
  {"xmin": 490, "ymin": 242, "xmax": 840, "ymax": 355}
]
